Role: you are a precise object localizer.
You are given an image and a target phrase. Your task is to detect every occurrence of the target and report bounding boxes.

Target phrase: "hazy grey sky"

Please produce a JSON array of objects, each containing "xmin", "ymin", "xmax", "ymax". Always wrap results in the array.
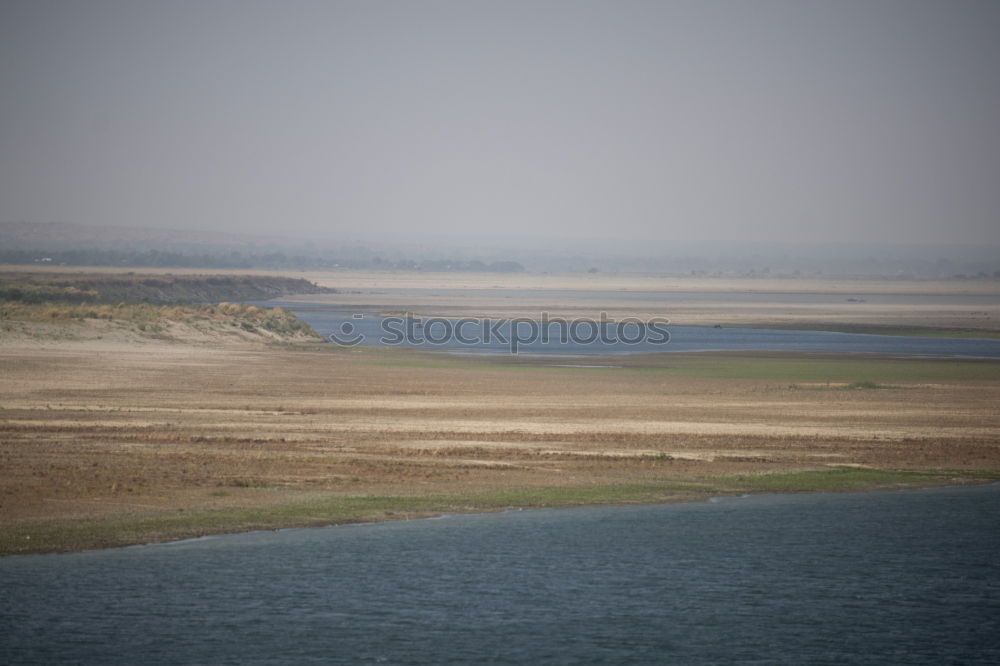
[{"xmin": 2, "ymin": 0, "xmax": 998, "ymax": 245}]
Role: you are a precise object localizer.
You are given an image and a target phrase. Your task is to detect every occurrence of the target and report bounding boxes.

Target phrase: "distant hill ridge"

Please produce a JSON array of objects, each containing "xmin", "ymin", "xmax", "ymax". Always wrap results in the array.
[{"xmin": 0, "ymin": 272, "xmax": 336, "ymax": 305}]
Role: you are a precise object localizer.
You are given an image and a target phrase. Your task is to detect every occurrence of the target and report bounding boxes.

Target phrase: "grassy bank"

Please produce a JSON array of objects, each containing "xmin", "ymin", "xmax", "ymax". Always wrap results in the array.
[
  {"xmin": 0, "ymin": 270, "xmax": 329, "ymax": 343},
  {"xmin": 0, "ymin": 301, "xmax": 322, "ymax": 341},
  {"xmin": 358, "ymin": 346, "xmax": 1000, "ymax": 383},
  {"xmin": 4, "ymin": 469, "xmax": 994, "ymax": 556},
  {"xmin": 748, "ymin": 323, "xmax": 1000, "ymax": 340}
]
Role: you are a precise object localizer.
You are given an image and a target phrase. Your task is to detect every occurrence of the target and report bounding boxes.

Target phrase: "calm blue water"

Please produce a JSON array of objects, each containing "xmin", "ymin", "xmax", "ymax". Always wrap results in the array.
[
  {"xmin": 262, "ymin": 304, "xmax": 1000, "ymax": 358},
  {"xmin": 3, "ymin": 484, "xmax": 999, "ymax": 664}
]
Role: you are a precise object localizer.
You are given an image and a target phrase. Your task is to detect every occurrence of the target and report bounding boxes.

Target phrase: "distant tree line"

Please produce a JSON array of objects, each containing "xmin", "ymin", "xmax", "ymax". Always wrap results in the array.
[{"xmin": 0, "ymin": 248, "xmax": 525, "ymax": 273}]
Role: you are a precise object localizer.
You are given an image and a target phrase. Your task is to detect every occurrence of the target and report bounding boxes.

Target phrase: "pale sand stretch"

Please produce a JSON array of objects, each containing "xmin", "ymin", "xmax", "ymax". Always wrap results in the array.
[
  {"xmin": 284, "ymin": 271, "xmax": 1000, "ymax": 330},
  {"xmin": 5, "ymin": 265, "xmax": 998, "ymax": 330}
]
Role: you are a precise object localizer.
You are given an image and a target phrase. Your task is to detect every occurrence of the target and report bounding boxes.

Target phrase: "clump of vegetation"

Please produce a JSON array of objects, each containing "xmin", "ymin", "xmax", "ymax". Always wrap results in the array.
[
  {"xmin": 0, "ymin": 283, "xmax": 99, "ymax": 304},
  {"xmin": 846, "ymin": 380, "xmax": 888, "ymax": 390},
  {"xmin": 215, "ymin": 302, "xmax": 320, "ymax": 337}
]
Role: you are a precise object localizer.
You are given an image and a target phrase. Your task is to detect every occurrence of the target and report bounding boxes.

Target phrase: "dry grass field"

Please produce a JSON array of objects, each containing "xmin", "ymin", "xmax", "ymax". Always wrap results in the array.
[
  {"xmin": 2, "ymin": 331, "xmax": 999, "ymax": 554},
  {"xmin": 2, "ymin": 266, "xmax": 998, "ymax": 554}
]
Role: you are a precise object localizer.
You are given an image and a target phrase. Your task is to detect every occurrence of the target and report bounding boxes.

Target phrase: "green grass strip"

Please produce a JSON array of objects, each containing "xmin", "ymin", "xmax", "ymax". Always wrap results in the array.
[{"xmin": 5, "ymin": 468, "xmax": 995, "ymax": 556}]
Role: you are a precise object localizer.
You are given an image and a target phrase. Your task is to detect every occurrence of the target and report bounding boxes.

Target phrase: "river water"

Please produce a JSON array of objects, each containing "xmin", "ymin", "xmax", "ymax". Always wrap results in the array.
[
  {"xmin": 3, "ymin": 484, "xmax": 999, "ymax": 664},
  {"xmin": 263, "ymin": 304, "xmax": 1000, "ymax": 358}
]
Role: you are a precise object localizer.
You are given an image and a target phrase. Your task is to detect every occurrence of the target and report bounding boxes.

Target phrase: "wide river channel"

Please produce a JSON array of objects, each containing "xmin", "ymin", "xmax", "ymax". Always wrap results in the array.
[
  {"xmin": 263, "ymin": 302, "xmax": 1000, "ymax": 358},
  {"xmin": 2, "ymin": 484, "xmax": 998, "ymax": 664}
]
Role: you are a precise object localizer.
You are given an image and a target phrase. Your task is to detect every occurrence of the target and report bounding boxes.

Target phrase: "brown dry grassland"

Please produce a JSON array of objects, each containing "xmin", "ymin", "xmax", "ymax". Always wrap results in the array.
[{"xmin": 1, "ymin": 268, "xmax": 999, "ymax": 555}]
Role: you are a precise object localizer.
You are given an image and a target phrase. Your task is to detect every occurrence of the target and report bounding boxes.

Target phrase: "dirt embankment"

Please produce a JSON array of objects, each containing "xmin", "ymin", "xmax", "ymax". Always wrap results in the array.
[
  {"xmin": 0, "ymin": 302, "xmax": 325, "ymax": 347},
  {"xmin": 0, "ymin": 271, "xmax": 331, "ymax": 346}
]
